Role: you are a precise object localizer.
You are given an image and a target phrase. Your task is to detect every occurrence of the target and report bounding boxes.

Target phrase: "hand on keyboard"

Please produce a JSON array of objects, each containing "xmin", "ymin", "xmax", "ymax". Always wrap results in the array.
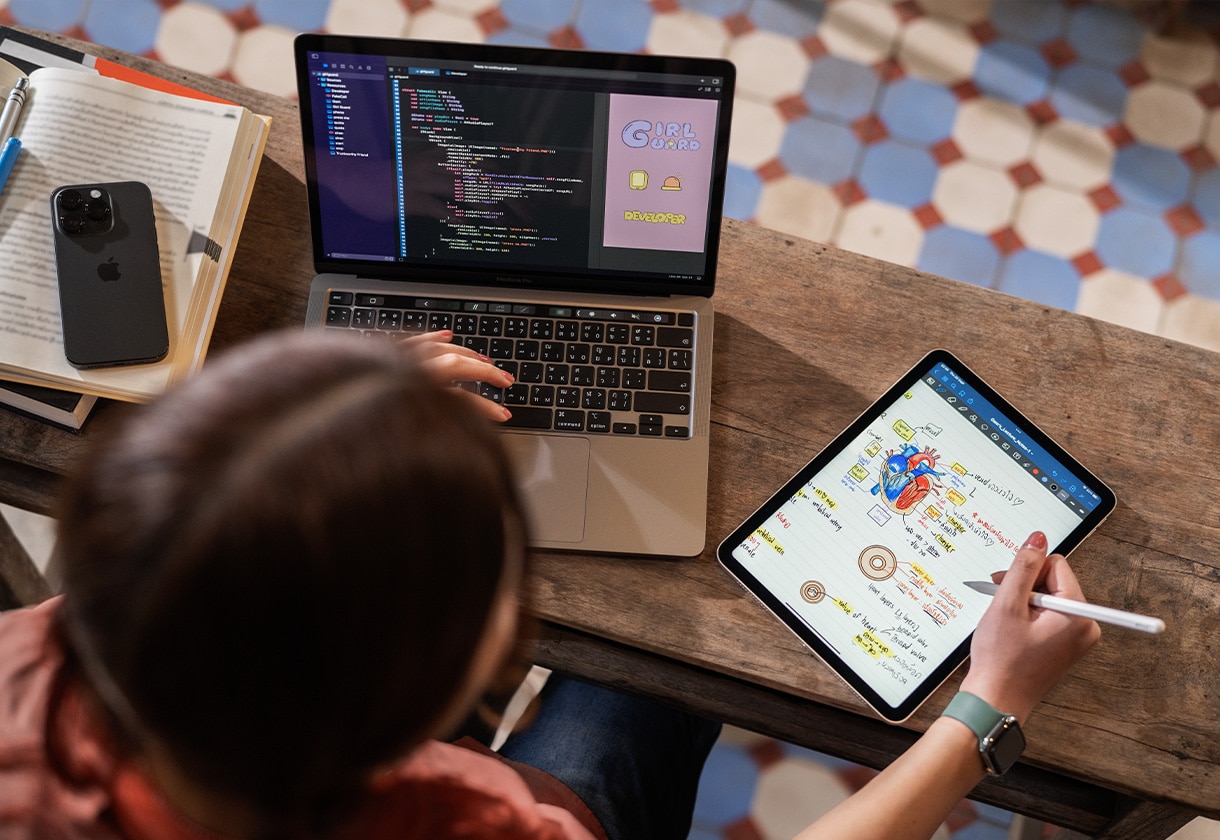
[{"xmin": 401, "ymin": 330, "xmax": 514, "ymax": 424}]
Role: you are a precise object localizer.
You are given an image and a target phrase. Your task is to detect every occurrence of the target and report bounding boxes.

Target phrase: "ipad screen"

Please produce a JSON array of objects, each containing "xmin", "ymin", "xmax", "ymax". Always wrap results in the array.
[{"xmin": 717, "ymin": 350, "xmax": 1115, "ymax": 722}]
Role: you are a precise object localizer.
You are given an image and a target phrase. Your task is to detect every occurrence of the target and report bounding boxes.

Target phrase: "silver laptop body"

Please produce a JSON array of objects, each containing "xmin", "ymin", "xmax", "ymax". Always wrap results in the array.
[{"xmin": 295, "ymin": 35, "xmax": 735, "ymax": 556}]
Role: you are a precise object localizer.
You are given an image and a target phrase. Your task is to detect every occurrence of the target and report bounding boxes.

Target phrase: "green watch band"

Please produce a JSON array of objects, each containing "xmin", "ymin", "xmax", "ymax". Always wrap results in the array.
[{"xmin": 942, "ymin": 691, "xmax": 1025, "ymax": 775}]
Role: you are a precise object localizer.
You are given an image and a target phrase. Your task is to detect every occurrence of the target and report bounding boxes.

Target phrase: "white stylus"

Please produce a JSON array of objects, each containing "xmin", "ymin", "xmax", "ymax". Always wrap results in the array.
[{"xmin": 964, "ymin": 580, "xmax": 1165, "ymax": 634}]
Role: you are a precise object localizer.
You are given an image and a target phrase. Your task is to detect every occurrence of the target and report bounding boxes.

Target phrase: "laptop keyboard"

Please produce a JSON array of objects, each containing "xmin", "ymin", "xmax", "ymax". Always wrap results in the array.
[{"xmin": 324, "ymin": 291, "xmax": 697, "ymax": 438}]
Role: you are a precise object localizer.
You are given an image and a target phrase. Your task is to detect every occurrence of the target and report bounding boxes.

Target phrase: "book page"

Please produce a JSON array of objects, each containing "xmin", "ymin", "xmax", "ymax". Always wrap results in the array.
[{"xmin": 0, "ymin": 67, "xmax": 244, "ymax": 399}]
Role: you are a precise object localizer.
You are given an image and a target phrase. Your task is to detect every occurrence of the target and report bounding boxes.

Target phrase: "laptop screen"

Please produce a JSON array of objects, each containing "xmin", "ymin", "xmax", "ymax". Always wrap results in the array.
[{"xmin": 295, "ymin": 36, "xmax": 734, "ymax": 296}]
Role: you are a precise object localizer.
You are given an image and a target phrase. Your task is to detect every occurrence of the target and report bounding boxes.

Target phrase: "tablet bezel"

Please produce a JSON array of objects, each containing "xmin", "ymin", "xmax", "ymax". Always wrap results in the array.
[{"xmin": 716, "ymin": 349, "xmax": 1116, "ymax": 723}]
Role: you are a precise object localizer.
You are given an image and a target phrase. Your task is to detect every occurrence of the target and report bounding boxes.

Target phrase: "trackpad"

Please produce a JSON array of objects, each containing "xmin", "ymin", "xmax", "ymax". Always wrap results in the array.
[{"xmin": 500, "ymin": 433, "xmax": 589, "ymax": 544}]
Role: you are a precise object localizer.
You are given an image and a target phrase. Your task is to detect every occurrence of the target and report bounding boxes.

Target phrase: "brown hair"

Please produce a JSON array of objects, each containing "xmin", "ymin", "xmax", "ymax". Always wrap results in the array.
[{"xmin": 54, "ymin": 331, "xmax": 527, "ymax": 830}]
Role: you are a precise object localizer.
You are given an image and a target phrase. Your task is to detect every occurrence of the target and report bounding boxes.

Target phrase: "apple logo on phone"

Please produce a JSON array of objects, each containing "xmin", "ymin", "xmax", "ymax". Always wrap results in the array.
[{"xmin": 97, "ymin": 257, "xmax": 121, "ymax": 282}]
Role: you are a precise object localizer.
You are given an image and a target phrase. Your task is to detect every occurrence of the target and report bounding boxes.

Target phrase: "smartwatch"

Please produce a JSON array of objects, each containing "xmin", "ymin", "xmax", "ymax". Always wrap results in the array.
[{"xmin": 941, "ymin": 691, "xmax": 1025, "ymax": 775}]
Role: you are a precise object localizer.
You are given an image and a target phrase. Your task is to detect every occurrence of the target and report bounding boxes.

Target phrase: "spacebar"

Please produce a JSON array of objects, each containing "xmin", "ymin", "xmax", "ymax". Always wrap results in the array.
[{"xmin": 503, "ymin": 407, "xmax": 554, "ymax": 429}]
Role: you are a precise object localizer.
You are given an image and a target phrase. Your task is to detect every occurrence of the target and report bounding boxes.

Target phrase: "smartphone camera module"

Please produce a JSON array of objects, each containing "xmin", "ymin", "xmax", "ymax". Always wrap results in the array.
[{"xmin": 56, "ymin": 187, "xmax": 113, "ymax": 236}]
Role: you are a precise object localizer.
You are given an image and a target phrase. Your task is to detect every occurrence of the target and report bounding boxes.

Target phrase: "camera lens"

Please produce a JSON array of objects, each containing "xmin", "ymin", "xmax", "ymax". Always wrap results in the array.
[
  {"xmin": 58, "ymin": 189, "xmax": 83, "ymax": 211},
  {"xmin": 61, "ymin": 213, "xmax": 85, "ymax": 234},
  {"xmin": 85, "ymin": 199, "xmax": 110, "ymax": 222}
]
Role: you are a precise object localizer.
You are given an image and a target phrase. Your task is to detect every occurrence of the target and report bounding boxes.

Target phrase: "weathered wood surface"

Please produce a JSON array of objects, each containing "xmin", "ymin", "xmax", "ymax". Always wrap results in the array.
[{"xmin": 0, "ymin": 31, "xmax": 1217, "ymax": 836}]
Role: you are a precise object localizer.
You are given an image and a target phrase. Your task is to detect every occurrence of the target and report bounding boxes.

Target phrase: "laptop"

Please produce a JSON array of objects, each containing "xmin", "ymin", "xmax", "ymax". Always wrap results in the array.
[{"xmin": 294, "ymin": 35, "xmax": 735, "ymax": 556}]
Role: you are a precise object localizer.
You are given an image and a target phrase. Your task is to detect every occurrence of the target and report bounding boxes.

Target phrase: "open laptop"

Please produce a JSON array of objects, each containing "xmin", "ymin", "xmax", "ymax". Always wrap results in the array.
[{"xmin": 294, "ymin": 35, "xmax": 735, "ymax": 556}]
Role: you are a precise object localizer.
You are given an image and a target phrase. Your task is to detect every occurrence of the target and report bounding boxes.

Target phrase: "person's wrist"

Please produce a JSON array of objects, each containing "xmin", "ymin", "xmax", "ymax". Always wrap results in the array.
[
  {"xmin": 941, "ymin": 691, "xmax": 1026, "ymax": 775},
  {"xmin": 959, "ymin": 675, "xmax": 1033, "ymax": 724}
]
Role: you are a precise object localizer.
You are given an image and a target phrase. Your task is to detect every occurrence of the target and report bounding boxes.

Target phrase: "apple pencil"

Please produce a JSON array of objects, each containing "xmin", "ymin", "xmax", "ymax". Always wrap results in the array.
[{"xmin": 964, "ymin": 580, "xmax": 1165, "ymax": 634}]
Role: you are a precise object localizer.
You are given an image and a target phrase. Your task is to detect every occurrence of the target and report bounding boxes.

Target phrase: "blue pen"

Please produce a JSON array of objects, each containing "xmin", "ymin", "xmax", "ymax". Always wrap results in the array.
[
  {"xmin": 0, "ymin": 77, "xmax": 28, "ymax": 194},
  {"xmin": 0, "ymin": 136, "xmax": 20, "ymax": 193}
]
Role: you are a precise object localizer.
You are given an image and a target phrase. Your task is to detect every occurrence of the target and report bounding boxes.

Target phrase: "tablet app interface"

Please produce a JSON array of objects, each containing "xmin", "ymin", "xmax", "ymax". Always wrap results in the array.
[{"xmin": 728, "ymin": 360, "xmax": 1108, "ymax": 708}]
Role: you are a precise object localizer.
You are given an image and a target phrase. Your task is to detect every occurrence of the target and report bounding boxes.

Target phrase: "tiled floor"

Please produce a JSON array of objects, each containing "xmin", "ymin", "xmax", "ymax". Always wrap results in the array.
[{"xmin": 3, "ymin": 0, "xmax": 1218, "ymax": 837}]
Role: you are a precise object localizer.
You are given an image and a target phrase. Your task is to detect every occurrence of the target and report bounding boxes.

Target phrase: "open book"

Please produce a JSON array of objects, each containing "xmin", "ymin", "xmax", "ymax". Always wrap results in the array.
[{"xmin": 0, "ymin": 63, "xmax": 269, "ymax": 402}]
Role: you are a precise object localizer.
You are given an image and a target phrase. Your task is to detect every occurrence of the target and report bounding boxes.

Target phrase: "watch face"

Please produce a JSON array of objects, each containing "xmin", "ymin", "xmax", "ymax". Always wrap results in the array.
[{"xmin": 984, "ymin": 718, "xmax": 1026, "ymax": 774}]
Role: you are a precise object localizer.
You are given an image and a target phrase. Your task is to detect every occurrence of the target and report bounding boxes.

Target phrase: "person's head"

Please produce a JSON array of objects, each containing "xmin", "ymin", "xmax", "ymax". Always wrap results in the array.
[{"xmin": 53, "ymin": 330, "xmax": 527, "ymax": 833}]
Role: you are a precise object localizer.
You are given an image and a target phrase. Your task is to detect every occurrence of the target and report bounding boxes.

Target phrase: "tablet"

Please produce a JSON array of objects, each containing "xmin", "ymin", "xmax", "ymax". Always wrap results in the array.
[{"xmin": 717, "ymin": 350, "xmax": 1116, "ymax": 723}]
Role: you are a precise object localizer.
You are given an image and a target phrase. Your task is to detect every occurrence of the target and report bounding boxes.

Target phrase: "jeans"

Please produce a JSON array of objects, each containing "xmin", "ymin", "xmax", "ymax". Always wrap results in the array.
[{"xmin": 497, "ymin": 674, "xmax": 721, "ymax": 840}]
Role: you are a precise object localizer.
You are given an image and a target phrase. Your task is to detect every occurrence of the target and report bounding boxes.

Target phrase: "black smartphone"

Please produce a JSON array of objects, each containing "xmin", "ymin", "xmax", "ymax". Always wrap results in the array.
[{"xmin": 51, "ymin": 181, "xmax": 169, "ymax": 369}]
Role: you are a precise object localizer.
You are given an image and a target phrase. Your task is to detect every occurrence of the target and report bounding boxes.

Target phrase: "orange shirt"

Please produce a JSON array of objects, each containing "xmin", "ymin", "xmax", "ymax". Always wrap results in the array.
[{"xmin": 0, "ymin": 598, "xmax": 603, "ymax": 840}]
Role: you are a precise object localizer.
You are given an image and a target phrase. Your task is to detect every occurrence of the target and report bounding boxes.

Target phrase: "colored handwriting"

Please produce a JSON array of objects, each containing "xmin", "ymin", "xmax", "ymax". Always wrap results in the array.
[
  {"xmin": 968, "ymin": 473, "xmax": 1025, "ymax": 506},
  {"xmin": 893, "ymin": 419, "xmax": 915, "ymax": 441},
  {"xmin": 755, "ymin": 526, "xmax": 785, "ymax": 555}
]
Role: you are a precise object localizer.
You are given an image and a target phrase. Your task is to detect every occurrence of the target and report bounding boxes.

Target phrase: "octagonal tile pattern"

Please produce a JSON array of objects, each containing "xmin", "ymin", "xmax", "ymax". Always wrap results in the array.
[
  {"xmin": 14, "ymin": 0, "xmax": 1220, "ymax": 830},
  {"xmin": 26, "ymin": 0, "xmax": 1218, "ymax": 358}
]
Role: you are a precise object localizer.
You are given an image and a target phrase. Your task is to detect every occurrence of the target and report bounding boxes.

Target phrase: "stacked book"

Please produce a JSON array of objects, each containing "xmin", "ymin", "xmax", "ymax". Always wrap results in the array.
[{"xmin": 0, "ymin": 27, "xmax": 270, "ymax": 429}]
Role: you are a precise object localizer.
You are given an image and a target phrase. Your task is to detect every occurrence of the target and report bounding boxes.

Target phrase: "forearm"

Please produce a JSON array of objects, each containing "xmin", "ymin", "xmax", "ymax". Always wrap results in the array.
[{"xmin": 792, "ymin": 717, "xmax": 984, "ymax": 840}]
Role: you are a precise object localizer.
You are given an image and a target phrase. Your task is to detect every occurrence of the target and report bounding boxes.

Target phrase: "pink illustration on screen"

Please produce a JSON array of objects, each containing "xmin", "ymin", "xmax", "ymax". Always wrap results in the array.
[{"xmin": 602, "ymin": 92, "xmax": 718, "ymax": 253}]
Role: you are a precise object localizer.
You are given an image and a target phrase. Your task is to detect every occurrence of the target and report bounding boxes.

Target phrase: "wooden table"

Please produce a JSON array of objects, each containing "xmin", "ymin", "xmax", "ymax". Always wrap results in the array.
[{"xmin": 2, "ymin": 32, "xmax": 1218, "ymax": 840}]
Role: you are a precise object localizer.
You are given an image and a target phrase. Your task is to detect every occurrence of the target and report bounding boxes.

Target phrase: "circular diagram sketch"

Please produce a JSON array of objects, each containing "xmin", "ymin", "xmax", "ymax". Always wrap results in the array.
[
  {"xmin": 858, "ymin": 545, "xmax": 898, "ymax": 581},
  {"xmin": 800, "ymin": 580, "xmax": 827, "ymax": 604}
]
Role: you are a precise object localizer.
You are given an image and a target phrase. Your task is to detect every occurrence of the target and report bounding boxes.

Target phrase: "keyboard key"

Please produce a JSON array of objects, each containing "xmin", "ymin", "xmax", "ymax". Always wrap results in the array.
[
  {"xmin": 556, "ymin": 320, "xmax": 579, "ymax": 340},
  {"xmin": 668, "ymin": 349, "xmax": 692, "ymax": 370},
  {"xmin": 504, "ymin": 384, "xmax": 530, "ymax": 405},
  {"xmin": 664, "ymin": 426, "xmax": 690, "ymax": 438},
  {"xmin": 582, "ymin": 388, "xmax": 606, "ymax": 410},
  {"xmin": 529, "ymin": 320, "xmax": 554, "ymax": 340},
  {"xmin": 633, "ymin": 392, "xmax": 691, "ymax": 414},
  {"xmin": 504, "ymin": 407, "xmax": 553, "ymax": 429},
  {"xmin": 505, "ymin": 317, "xmax": 529, "ymax": 337},
  {"xmin": 519, "ymin": 362, "xmax": 544, "ymax": 383},
  {"xmin": 642, "ymin": 348, "xmax": 667, "ymax": 368},
  {"xmin": 453, "ymin": 314, "xmax": 478, "ymax": 334},
  {"xmin": 479, "ymin": 316, "xmax": 503, "ymax": 336},
  {"xmin": 530, "ymin": 385, "xmax": 555, "ymax": 406},
  {"xmin": 608, "ymin": 390, "xmax": 632, "ymax": 411},
  {"xmin": 631, "ymin": 325, "xmax": 655, "ymax": 345},
  {"xmin": 612, "ymin": 422, "xmax": 637, "ymax": 434},
  {"xmin": 587, "ymin": 412, "xmax": 611, "ymax": 433},
  {"xmin": 403, "ymin": 312, "xmax": 427, "ymax": 331},
  {"xmin": 462, "ymin": 337, "xmax": 489, "ymax": 356},
  {"xmin": 618, "ymin": 346, "xmax": 640, "ymax": 367},
  {"xmin": 541, "ymin": 342, "xmax": 565, "ymax": 362},
  {"xmin": 427, "ymin": 313, "xmax": 452, "ymax": 331},
  {"xmin": 328, "ymin": 291, "xmax": 354, "ymax": 306},
  {"xmin": 515, "ymin": 339, "xmax": 540, "ymax": 361},
  {"xmin": 545, "ymin": 364, "xmax": 569, "ymax": 385},
  {"xmin": 648, "ymin": 370, "xmax": 692, "ymax": 392},
  {"xmin": 571, "ymin": 365, "xmax": 595, "ymax": 386},
  {"xmin": 595, "ymin": 367, "xmax": 620, "ymax": 388},
  {"xmin": 657, "ymin": 327, "xmax": 694, "ymax": 348},
  {"xmin": 353, "ymin": 308, "xmax": 376, "ymax": 328},
  {"xmin": 592, "ymin": 344, "xmax": 616, "ymax": 365},
  {"xmin": 622, "ymin": 369, "xmax": 646, "ymax": 390},
  {"xmin": 554, "ymin": 409, "xmax": 585, "ymax": 431},
  {"xmin": 566, "ymin": 343, "xmax": 591, "ymax": 364},
  {"xmin": 326, "ymin": 307, "xmax": 352, "ymax": 327},
  {"xmin": 377, "ymin": 310, "xmax": 402, "ymax": 330},
  {"xmin": 556, "ymin": 387, "xmax": 581, "ymax": 407},
  {"xmin": 606, "ymin": 324, "xmax": 631, "ymax": 344},
  {"xmin": 581, "ymin": 323, "xmax": 604, "ymax": 342},
  {"xmin": 489, "ymin": 338, "xmax": 514, "ymax": 359}
]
